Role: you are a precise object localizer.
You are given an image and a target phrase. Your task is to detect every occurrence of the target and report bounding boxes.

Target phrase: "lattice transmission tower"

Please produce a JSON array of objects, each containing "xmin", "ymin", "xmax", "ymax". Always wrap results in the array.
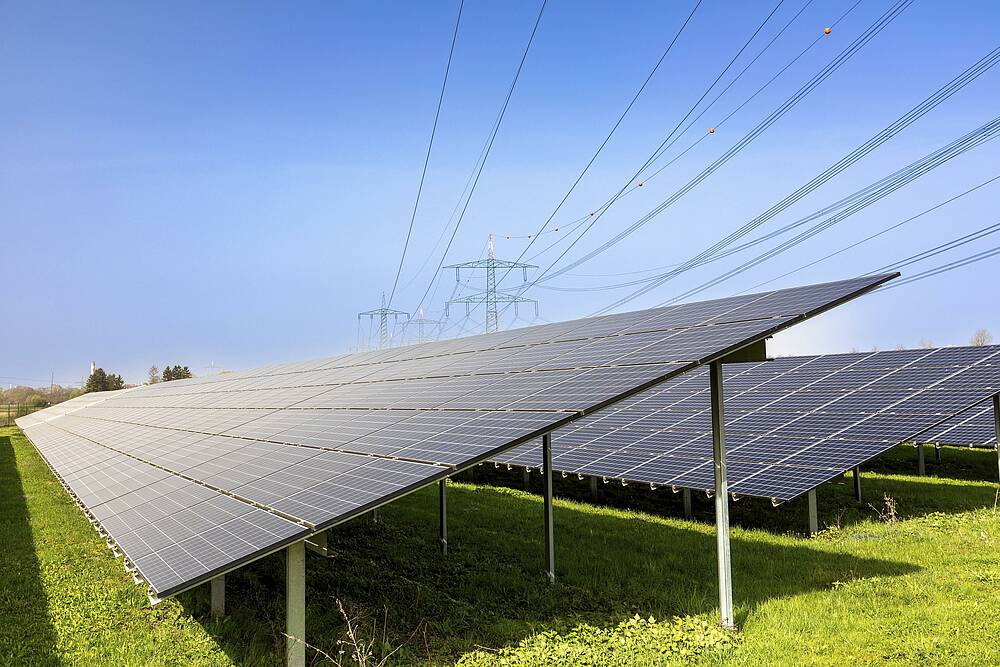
[
  {"xmin": 445, "ymin": 234, "xmax": 538, "ymax": 333},
  {"xmin": 357, "ymin": 293, "xmax": 410, "ymax": 349}
]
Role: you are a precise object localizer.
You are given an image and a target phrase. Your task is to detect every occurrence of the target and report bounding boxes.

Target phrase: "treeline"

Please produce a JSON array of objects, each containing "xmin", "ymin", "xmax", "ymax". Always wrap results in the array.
[{"xmin": 0, "ymin": 384, "xmax": 85, "ymax": 407}]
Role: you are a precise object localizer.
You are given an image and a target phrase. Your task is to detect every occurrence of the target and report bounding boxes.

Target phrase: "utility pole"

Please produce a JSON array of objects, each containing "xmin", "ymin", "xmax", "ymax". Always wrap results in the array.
[
  {"xmin": 358, "ymin": 293, "xmax": 410, "ymax": 349},
  {"xmin": 445, "ymin": 233, "xmax": 539, "ymax": 333}
]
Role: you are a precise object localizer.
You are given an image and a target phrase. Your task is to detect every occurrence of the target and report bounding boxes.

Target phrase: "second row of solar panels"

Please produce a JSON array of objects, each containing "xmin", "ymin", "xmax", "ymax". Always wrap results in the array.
[{"xmin": 493, "ymin": 345, "xmax": 1000, "ymax": 500}]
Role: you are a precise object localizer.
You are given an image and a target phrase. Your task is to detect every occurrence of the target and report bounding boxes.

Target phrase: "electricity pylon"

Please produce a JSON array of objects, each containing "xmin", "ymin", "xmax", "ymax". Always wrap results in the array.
[
  {"xmin": 445, "ymin": 233, "xmax": 538, "ymax": 333},
  {"xmin": 358, "ymin": 293, "xmax": 410, "ymax": 349}
]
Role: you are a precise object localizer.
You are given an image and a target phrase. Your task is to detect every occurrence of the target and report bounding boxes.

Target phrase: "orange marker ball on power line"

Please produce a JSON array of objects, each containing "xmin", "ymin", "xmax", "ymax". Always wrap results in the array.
[
  {"xmin": 638, "ymin": 181, "xmax": 644, "ymax": 187},
  {"xmin": 709, "ymin": 127, "xmax": 715, "ymax": 134},
  {"xmin": 824, "ymin": 27, "xmax": 831, "ymax": 35}
]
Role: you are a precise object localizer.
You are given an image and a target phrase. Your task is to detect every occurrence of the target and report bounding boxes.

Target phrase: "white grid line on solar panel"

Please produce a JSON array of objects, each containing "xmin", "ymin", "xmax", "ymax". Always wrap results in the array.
[
  {"xmin": 105, "ymin": 277, "xmax": 887, "ymax": 403},
  {"xmin": 19, "ymin": 423, "xmax": 308, "ymax": 595},
  {"xmin": 62, "ymin": 404, "xmax": 568, "ymax": 469},
  {"xmin": 42, "ymin": 414, "xmax": 457, "ymax": 532},
  {"xmin": 492, "ymin": 345, "xmax": 1000, "ymax": 497},
  {"xmin": 94, "ymin": 319, "xmax": 795, "ymax": 411},
  {"xmin": 617, "ymin": 348, "xmax": 989, "ymax": 485},
  {"xmin": 729, "ymin": 347, "xmax": 1000, "ymax": 491},
  {"xmin": 922, "ymin": 402, "xmax": 997, "ymax": 445}
]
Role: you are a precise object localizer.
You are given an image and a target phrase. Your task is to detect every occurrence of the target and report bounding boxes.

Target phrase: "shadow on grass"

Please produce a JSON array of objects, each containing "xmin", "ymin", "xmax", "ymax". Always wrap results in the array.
[
  {"xmin": 182, "ymin": 481, "xmax": 918, "ymax": 666},
  {"xmin": 477, "ymin": 444, "xmax": 1000, "ymax": 537},
  {"xmin": 0, "ymin": 435, "xmax": 63, "ymax": 665}
]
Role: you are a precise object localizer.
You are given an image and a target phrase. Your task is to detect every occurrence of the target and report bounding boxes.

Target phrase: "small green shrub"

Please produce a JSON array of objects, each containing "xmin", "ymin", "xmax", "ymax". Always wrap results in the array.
[{"xmin": 456, "ymin": 614, "xmax": 738, "ymax": 666}]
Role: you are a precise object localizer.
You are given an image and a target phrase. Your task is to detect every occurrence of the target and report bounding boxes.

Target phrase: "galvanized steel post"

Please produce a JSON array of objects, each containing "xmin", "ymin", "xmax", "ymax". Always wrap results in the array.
[
  {"xmin": 439, "ymin": 479, "xmax": 448, "ymax": 556},
  {"xmin": 286, "ymin": 541, "xmax": 306, "ymax": 667},
  {"xmin": 710, "ymin": 361, "xmax": 734, "ymax": 629},
  {"xmin": 210, "ymin": 575, "xmax": 225, "ymax": 619},
  {"xmin": 542, "ymin": 432, "xmax": 555, "ymax": 584}
]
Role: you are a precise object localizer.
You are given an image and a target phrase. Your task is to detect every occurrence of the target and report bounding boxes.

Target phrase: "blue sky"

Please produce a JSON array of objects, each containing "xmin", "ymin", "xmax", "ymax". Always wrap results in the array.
[{"xmin": 2, "ymin": 0, "xmax": 998, "ymax": 386}]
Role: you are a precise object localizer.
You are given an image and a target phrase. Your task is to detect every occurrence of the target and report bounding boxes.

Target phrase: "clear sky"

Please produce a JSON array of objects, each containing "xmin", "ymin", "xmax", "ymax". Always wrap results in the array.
[{"xmin": 2, "ymin": 0, "xmax": 998, "ymax": 387}]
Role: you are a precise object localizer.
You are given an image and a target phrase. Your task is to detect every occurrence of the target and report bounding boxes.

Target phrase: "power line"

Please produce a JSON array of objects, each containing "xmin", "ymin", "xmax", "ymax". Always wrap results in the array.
[
  {"xmin": 520, "ymin": 0, "xmax": 860, "ymax": 272},
  {"xmin": 869, "ymin": 219, "xmax": 1000, "ymax": 276},
  {"xmin": 491, "ymin": 0, "xmax": 706, "ymax": 281},
  {"xmin": 879, "ymin": 242, "xmax": 1000, "ymax": 289},
  {"xmin": 541, "ymin": 0, "xmax": 914, "ymax": 285},
  {"xmin": 388, "ymin": 0, "xmax": 465, "ymax": 307},
  {"xmin": 499, "ymin": 0, "xmax": 912, "ymax": 320},
  {"xmin": 411, "ymin": 0, "xmax": 548, "ymax": 315},
  {"xmin": 738, "ymin": 173, "xmax": 1000, "ymax": 292},
  {"xmin": 587, "ymin": 40, "xmax": 999, "ymax": 311},
  {"xmin": 642, "ymin": 115, "xmax": 1000, "ymax": 309},
  {"xmin": 498, "ymin": 0, "xmax": 788, "ymax": 290}
]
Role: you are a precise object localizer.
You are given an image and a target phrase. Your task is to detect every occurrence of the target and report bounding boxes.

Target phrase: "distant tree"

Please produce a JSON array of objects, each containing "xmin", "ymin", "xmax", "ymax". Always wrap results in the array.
[
  {"xmin": 26, "ymin": 394, "xmax": 48, "ymax": 407},
  {"xmin": 919, "ymin": 338, "xmax": 934, "ymax": 348},
  {"xmin": 162, "ymin": 365, "xmax": 192, "ymax": 381},
  {"xmin": 148, "ymin": 365, "xmax": 160, "ymax": 384},
  {"xmin": 970, "ymin": 329, "xmax": 993, "ymax": 347},
  {"xmin": 84, "ymin": 368, "xmax": 126, "ymax": 393},
  {"xmin": 895, "ymin": 344, "xmax": 906, "ymax": 351}
]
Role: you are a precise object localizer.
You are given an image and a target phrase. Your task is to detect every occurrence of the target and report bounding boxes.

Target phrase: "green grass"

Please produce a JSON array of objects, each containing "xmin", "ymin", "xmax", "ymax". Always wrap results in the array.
[{"xmin": 1, "ymin": 425, "xmax": 998, "ymax": 665}]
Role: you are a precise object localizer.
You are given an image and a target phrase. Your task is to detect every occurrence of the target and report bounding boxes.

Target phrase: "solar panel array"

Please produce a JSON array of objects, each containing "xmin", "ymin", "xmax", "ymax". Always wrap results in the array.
[
  {"xmin": 494, "ymin": 345, "xmax": 1000, "ymax": 500},
  {"xmin": 17, "ymin": 274, "xmax": 893, "ymax": 598},
  {"xmin": 920, "ymin": 401, "xmax": 997, "ymax": 446}
]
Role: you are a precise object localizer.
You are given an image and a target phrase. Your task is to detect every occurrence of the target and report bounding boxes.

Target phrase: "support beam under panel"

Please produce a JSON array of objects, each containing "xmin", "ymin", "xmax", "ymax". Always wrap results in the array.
[
  {"xmin": 286, "ymin": 541, "xmax": 306, "ymax": 667},
  {"xmin": 371, "ymin": 509, "xmax": 380, "ymax": 523},
  {"xmin": 523, "ymin": 468, "xmax": 530, "ymax": 491},
  {"xmin": 852, "ymin": 466, "xmax": 862, "ymax": 503},
  {"xmin": 589, "ymin": 475, "xmax": 598, "ymax": 499},
  {"xmin": 935, "ymin": 444, "xmax": 942, "ymax": 464},
  {"xmin": 439, "ymin": 479, "xmax": 448, "ymax": 556},
  {"xmin": 305, "ymin": 531, "xmax": 328, "ymax": 557},
  {"xmin": 917, "ymin": 444, "xmax": 926, "ymax": 477},
  {"xmin": 542, "ymin": 433, "xmax": 555, "ymax": 584},
  {"xmin": 210, "ymin": 575, "xmax": 225, "ymax": 619},
  {"xmin": 710, "ymin": 361, "xmax": 734, "ymax": 629},
  {"xmin": 807, "ymin": 489, "xmax": 819, "ymax": 536},
  {"xmin": 683, "ymin": 488, "xmax": 693, "ymax": 520}
]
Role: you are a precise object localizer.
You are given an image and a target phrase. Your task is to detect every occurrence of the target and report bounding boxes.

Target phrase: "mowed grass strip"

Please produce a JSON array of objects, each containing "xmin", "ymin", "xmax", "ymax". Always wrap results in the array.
[
  {"xmin": 1, "ymin": 424, "xmax": 998, "ymax": 666},
  {"xmin": 0, "ymin": 428, "xmax": 233, "ymax": 666}
]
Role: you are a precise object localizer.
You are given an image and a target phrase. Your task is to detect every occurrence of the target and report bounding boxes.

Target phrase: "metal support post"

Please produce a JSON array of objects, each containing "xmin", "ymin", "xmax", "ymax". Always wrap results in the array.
[
  {"xmin": 935, "ymin": 444, "xmax": 942, "ymax": 464},
  {"xmin": 523, "ymin": 468, "xmax": 530, "ymax": 491},
  {"xmin": 439, "ymin": 479, "xmax": 448, "ymax": 556},
  {"xmin": 286, "ymin": 541, "xmax": 306, "ymax": 667},
  {"xmin": 852, "ymin": 466, "xmax": 862, "ymax": 503},
  {"xmin": 589, "ymin": 475, "xmax": 598, "ymax": 499},
  {"xmin": 210, "ymin": 575, "xmax": 225, "ymax": 619},
  {"xmin": 683, "ymin": 488, "xmax": 693, "ymax": 520},
  {"xmin": 371, "ymin": 509, "xmax": 380, "ymax": 523},
  {"xmin": 993, "ymin": 394, "xmax": 1000, "ymax": 483},
  {"xmin": 710, "ymin": 361, "xmax": 734, "ymax": 629},
  {"xmin": 542, "ymin": 433, "xmax": 555, "ymax": 584},
  {"xmin": 917, "ymin": 443, "xmax": 926, "ymax": 476},
  {"xmin": 807, "ymin": 489, "xmax": 819, "ymax": 535}
]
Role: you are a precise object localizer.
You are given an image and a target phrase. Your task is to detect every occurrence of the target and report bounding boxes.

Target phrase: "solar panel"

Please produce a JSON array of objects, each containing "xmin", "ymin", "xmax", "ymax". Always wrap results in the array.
[
  {"xmin": 17, "ymin": 274, "xmax": 893, "ymax": 598},
  {"xmin": 919, "ymin": 402, "xmax": 997, "ymax": 446},
  {"xmin": 494, "ymin": 344, "xmax": 1000, "ymax": 501}
]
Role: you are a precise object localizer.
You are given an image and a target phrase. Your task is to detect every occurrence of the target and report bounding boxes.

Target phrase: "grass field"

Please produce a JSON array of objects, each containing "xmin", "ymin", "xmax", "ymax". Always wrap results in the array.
[{"xmin": 1, "ymin": 424, "xmax": 998, "ymax": 666}]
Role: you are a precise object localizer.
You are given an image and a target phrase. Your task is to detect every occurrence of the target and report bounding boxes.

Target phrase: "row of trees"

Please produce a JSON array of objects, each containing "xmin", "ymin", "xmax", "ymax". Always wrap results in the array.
[
  {"xmin": 85, "ymin": 368, "xmax": 125, "ymax": 393},
  {"xmin": 147, "ymin": 365, "xmax": 193, "ymax": 384}
]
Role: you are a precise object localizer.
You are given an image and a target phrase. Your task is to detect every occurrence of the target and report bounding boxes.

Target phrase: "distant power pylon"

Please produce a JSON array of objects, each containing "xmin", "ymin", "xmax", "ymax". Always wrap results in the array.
[
  {"xmin": 445, "ymin": 233, "xmax": 538, "ymax": 333},
  {"xmin": 358, "ymin": 293, "xmax": 410, "ymax": 349},
  {"xmin": 405, "ymin": 306, "xmax": 443, "ymax": 344}
]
